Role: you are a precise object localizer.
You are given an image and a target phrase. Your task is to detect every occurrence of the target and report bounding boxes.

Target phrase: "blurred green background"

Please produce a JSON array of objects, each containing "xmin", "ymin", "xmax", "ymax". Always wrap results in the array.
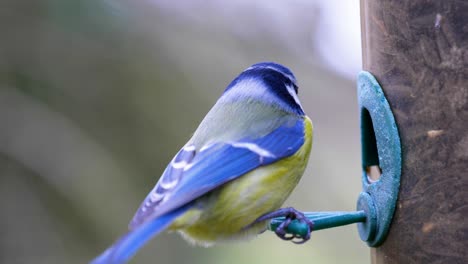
[{"xmin": 0, "ymin": 0, "xmax": 368, "ymax": 263}]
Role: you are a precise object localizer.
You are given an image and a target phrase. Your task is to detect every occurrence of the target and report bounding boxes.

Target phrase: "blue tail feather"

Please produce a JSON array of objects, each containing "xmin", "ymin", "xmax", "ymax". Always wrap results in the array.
[{"xmin": 91, "ymin": 204, "xmax": 191, "ymax": 264}]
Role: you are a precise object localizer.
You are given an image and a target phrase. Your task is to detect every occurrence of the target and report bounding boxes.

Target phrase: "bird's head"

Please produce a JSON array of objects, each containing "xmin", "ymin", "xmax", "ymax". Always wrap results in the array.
[{"xmin": 222, "ymin": 62, "xmax": 304, "ymax": 115}]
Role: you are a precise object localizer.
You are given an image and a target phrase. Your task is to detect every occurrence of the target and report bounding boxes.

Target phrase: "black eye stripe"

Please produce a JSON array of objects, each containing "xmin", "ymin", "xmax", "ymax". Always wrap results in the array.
[{"xmin": 260, "ymin": 71, "xmax": 302, "ymax": 113}]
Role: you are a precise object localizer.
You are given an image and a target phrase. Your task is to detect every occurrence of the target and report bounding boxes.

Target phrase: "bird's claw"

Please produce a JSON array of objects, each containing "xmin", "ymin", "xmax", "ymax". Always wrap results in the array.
[{"xmin": 253, "ymin": 207, "xmax": 314, "ymax": 244}]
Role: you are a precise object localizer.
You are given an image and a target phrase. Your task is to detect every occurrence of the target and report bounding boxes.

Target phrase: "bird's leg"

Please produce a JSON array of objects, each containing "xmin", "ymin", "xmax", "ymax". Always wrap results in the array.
[
  {"xmin": 252, "ymin": 207, "xmax": 314, "ymax": 244},
  {"xmin": 243, "ymin": 207, "xmax": 314, "ymax": 243}
]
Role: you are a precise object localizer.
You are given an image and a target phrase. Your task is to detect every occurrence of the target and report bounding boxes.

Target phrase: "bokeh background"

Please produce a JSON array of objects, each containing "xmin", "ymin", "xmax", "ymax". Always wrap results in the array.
[{"xmin": 0, "ymin": 0, "xmax": 368, "ymax": 263}]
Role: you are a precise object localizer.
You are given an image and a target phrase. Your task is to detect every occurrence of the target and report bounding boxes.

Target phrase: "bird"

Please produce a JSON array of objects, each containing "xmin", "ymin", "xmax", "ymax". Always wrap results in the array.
[{"xmin": 91, "ymin": 62, "xmax": 314, "ymax": 264}]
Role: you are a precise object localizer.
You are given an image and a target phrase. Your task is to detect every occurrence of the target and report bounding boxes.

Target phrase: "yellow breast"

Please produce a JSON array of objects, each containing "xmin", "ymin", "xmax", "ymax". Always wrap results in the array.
[{"xmin": 169, "ymin": 117, "xmax": 313, "ymax": 246}]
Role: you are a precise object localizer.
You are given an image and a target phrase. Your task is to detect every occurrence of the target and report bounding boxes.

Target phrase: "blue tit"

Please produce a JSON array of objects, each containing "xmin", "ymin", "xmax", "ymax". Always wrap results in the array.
[{"xmin": 91, "ymin": 62, "xmax": 313, "ymax": 264}]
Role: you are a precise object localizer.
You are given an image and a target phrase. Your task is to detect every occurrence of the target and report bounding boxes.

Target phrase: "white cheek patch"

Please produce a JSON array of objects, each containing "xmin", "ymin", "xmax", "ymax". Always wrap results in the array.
[{"xmin": 286, "ymin": 83, "xmax": 303, "ymax": 109}]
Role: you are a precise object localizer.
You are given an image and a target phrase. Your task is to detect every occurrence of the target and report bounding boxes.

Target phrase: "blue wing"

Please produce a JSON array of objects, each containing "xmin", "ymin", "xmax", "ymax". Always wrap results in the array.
[
  {"xmin": 91, "ymin": 118, "xmax": 306, "ymax": 264},
  {"xmin": 130, "ymin": 118, "xmax": 305, "ymax": 229}
]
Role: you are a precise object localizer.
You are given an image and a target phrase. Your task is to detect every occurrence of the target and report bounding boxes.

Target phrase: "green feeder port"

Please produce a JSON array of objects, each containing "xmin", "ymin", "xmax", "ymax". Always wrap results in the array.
[{"xmin": 267, "ymin": 71, "xmax": 401, "ymax": 247}]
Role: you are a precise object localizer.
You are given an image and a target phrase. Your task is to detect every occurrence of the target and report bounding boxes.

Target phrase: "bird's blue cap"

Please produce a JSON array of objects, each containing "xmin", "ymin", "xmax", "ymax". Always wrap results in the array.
[
  {"xmin": 223, "ymin": 62, "xmax": 303, "ymax": 115},
  {"xmin": 248, "ymin": 62, "xmax": 297, "ymax": 85}
]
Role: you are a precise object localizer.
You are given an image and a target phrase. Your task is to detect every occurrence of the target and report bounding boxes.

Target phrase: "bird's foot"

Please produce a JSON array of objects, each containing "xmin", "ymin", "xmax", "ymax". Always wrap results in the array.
[{"xmin": 253, "ymin": 207, "xmax": 314, "ymax": 244}]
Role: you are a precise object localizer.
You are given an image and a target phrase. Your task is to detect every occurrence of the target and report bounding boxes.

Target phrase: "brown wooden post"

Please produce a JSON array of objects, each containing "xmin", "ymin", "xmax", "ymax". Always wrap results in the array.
[{"xmin": 360, "ymin": 1, "xmax": 468, "ymax": 263}]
